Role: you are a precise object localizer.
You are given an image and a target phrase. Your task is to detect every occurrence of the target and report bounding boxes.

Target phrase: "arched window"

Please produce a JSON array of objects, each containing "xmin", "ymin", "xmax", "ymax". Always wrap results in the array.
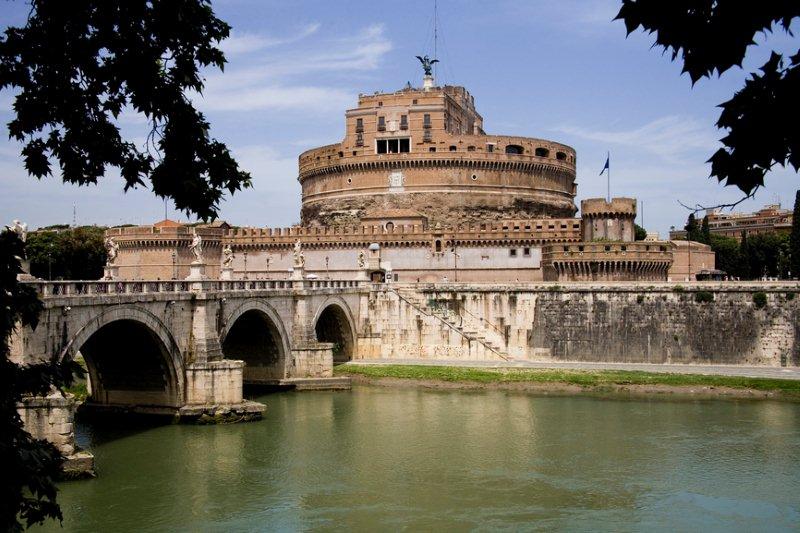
[
  {"xmin": 505, "ymin": 144, "xmax": 524, "ymax": 155},
  {"xmin": 449, "ymin": 145, "xmax": 457, "ymax": 152},
  {"xmin": 556, "ymin": 151, "xmax": 567, "ymax": 161},
  {"xmin": 535, "ymin": 147, "xmax": 550, "ymax": 157},
  {"xmin": 435, "ymin": 240, "xmax": 442, "ymax": 253},
  {"xmin": 385, "ymin": 222, "xmax": 394, "ymax": 232}
]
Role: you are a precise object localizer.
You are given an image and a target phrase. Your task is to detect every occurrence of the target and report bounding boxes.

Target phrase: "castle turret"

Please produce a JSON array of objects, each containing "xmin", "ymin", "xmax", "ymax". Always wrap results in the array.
[{"xmin": 580, "ymin": 198, "xmax": 637, "ymax": 242}]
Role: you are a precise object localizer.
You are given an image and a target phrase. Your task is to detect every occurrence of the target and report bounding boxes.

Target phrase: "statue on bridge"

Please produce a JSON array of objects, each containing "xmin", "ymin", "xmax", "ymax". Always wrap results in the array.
[
  {"xmin": 104, "ymin": 237, "xmax": 119, "ymax": 266},
  {"xmin": 189, "ymin": 233, "xmax": 203, "ymax": 263},
  {"xmin": 7, "ymin": 219, "xmax": 27, "ymax": 242},
  {"xmin": 293, "ymin": 240, "xmax": 305, "ymax": 269},
  {"xmin": 222, "ymin": 244, "xmax": 235, "ymax": 268}
]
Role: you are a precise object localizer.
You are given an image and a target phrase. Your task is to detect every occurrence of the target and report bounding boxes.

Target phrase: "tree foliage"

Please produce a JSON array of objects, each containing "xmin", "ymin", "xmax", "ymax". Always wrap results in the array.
[
  {"xmin": 634, "ymin": 224, "xmax": 647, "ymax": 240},
  {"xmin": 26, "ymin": 227, "xmax": 107, "ymax": 280},
  {"xmin": 616, "ymin": 1, "xmax": 800, "ymax": 196},
  {"xmin": 684, "ymin": 213, "xmax": 701, "ymax": 242},
  {"xmin": 0, "ymin": 0, "xmax": 251, "ymax": 221},
  {"xmin": 0, "ymin": 231, "xmax": 82, "ymax": 531}
]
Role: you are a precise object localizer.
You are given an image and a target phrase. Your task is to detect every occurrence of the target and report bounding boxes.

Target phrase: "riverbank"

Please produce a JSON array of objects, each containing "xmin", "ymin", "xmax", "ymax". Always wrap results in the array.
[{"xmin": 336, "ymin": 364, "xmax": 800, "ymax": 400}]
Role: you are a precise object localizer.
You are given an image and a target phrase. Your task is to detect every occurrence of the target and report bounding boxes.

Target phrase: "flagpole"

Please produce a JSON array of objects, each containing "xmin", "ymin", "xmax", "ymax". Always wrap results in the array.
[{"xmin": 606, "ymin": 151, "xmax": 610, "ymax": 202}]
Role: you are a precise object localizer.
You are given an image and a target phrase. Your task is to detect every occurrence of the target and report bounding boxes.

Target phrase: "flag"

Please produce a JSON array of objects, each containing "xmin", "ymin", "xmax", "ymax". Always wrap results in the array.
[{"xmin": 599, "ymin": 154, "xmax": 610, "ymax": 175}]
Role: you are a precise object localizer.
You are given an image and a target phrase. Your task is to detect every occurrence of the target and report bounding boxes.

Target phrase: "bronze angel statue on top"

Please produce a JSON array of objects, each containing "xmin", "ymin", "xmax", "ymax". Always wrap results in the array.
[{"xmin": 416, "ymin": 55, "xmax": 439, "ymax": 76}]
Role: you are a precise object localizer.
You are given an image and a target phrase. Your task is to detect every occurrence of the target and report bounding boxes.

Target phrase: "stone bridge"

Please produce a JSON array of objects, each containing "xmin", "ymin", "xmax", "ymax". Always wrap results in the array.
[{"xmin": 13, "ymin": 278, "xmax": 367, "ymax": 422}]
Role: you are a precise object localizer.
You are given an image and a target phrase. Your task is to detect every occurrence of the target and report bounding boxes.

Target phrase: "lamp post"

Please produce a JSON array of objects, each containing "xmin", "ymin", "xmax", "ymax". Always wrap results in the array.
[
  {"xmin": 47, "ymin": 244, "xmax": 53, "ymax": 281},
  {"xmin": 450, "ymin": 244, "xmax": 460, "ymax": 283},
  {"xmin": 243, "ymin": 251, "xmax": 248, "ymax": 280},
  {"xmin": 171, "ymin": 251, "xmax": 176, "ymax": 280}
]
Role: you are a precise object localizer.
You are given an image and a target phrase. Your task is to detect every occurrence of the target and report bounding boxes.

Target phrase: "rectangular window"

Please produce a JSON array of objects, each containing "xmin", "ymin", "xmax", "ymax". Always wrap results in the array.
[
  {"xmin": 377, "ymin": 116, "xmax": 386, "ymax": 131},
  {"xmin": 509, "ymin": 249, "xmax": 517, "ymax": 257},
  {"xmin": 400, "ymin": 115, "xmax": 408, "ymax": 130},
  {"xmin": 356, "ymin": 118, "xmax": 363, "ymax": 133},
  {"xmin": 523, "ymin": 247, "xmax": 531, "ymax": 256},
  {"xmin": 423, "ymin": 114, "xmax": 431, "ymax": 127},
  {"xmin": 377, "ymin": 138, "xmax": 410, "ymax": 154},
  {"xmin": 486, "ymin": 143, "xmax": 495, "ymax": 153}
]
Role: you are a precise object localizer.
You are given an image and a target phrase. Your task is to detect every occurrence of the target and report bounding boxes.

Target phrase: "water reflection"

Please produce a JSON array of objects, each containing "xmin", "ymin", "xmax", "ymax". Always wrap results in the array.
[{"xmin": 36, "ymin": 388, "xmax": 800, "ymax": 532}]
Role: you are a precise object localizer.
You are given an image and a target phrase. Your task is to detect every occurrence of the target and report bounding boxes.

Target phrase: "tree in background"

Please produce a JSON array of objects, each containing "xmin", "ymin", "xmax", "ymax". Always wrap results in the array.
[
  {"xmin": 0, "ymin": 1, "xmax": 246, "ymax": 529},
  {"xmin": 708, "ymin": 235, "xmax": 742, "ymax": 277},
  {"xmin": 684, "ymin": 213, "xmax": 701, "ymax": 242},
  {"xmin": 26, "ymin": 227, "xmax": 107, "ymax": 280},
  {"xmin": 700, "ymin": 216, "xmax": 711, "ymax": 244},
  {"xmin": 791, "ymin": 190, "xmax": 800, "ymax": 278},
  {"xmin": 616, "ymin": 2, "xmax": 799, "ymax": 201},
  {"xmin": 634, "ymin": 224, "xmax": 647, "ymax": 240}
]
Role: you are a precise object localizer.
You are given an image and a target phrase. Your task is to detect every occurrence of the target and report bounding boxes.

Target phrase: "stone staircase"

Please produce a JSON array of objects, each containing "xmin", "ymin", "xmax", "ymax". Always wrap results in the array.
[{"xmin": 390, "ymin": 287, "xmax": 511, "ymax": 361}]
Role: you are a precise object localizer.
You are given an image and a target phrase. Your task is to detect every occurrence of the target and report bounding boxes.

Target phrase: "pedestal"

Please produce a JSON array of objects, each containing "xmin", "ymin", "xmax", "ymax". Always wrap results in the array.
[
  {"xmin": 423, "ymin": 74, "xmax": 434, "ymax": 90},
  {"xmin": 186, "ymin": 261, "xmax": 207, "ymax": 281},
  {"xmin": 103, "ymin": 265, "xmax": 119, "ymax": 280},
  {"xmin": 291, "ymin": 265, "xmax": 305, "ymax": 280},
  {"xmin": 220, "ymin": 267, "xmax": 233, "ymax": 280}
]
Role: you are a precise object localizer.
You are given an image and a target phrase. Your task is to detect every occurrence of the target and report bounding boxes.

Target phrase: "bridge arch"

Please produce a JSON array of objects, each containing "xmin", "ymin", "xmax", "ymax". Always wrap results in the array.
[
  {"xmin": 313, "ymin": 297, "xmax": 357, "ymax": 363},
  {"xmin": 62, "ymin": 305, "xmax": 184, "ymax": 409},
  {"xmin": 221, "ymin": 300, "xmax": 290, "ymax": 381}
]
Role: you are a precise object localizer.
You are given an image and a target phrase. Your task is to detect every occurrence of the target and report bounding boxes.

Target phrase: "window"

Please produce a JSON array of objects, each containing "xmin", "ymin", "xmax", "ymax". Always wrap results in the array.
[
  {"xmin": 412, "ymin": 99, "xmax": 418, "ymax": 104},
  {"xmin": 429, "ymin": 147, "xmax": 436, "ymax": 152},
  {"xmin": 356, "ymin": 133, "xmax": 364, "ymax": 147},
  {"xmin": 471, "ymin": 174, "xmax": 477, "ymax": 180},
  {"xmin": 423, "ymin": 114, "xmax": 431, "ymax": 128},
  {"xmin": 378, "ymin": 101, "xmax": 383, "ymax": 106},
  {"xmin": 347, "ymin": 178, "xmax": 352, "ymax": 184},
  {"xmin": 486, "ymin": 143, "xmax": 495, "ymax": 153},
  {"xmin": 352, "ymin": 150, "xmax": 357, "ymax": 156},
  {"xmin": 467, "ymin": 145, "xmax": 475, "ymax": 151},
  {"xmin": 338, "ymin": 151, "xmax": 343, "ymax": 157},
  {"xmin": 394, "ymin": 273, "xmax": 399, "ymax": 281},
  {"xmin": 400, "ymin": 115, "xmax": 408, "ymax": 130},
  {"xmin": 523, "ymin": 247, "xmax": 531, "ymax": 256},
  {"xmin": 356, "ymin": 118, "xmax": 364, "ymax": 133},
  {"xmin": 449, "ymin": 145, "xmax": 457, "ymax": 151},
  {"xmin": 505, "ymin": 144, "xmax": 524, "ymax": 154},
  {"xmin": 535, "ymin": 147, "xmax": 550, "ymax": 157},
  {"xmin": 509, "ymin": 249, "xmax": 517, "ymax": 257},
  {"xmin": 556, "ymin": 151, "xmax": 567, "ymax": 161},
  {"xmin": 435, "ymin": 240, "xmax": 442, "ymax": 253},
  {"xmin": 376, "ymin": 138, "xmax": 410, "ymax": 154},
  {"xmin": 377, "ymin": 116, "xmax": 386, "ymax": 131},
  {"xmin": 385, "ymin": 222, "xmax": 394, "ymax": 232}
]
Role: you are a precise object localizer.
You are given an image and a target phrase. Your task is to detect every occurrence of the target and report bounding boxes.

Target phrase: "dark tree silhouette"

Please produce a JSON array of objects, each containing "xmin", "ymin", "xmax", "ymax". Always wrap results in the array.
[
  {"xmin": 616, "ymin": 1, "xmax": 799, "ymax": 199},
  {"xmin": 791, "ymin": 190, "xmax": 800, "ymax": 277},
  {"xmin": 0, "ymin": 1, "xmax": 247, "ymax": 529}
]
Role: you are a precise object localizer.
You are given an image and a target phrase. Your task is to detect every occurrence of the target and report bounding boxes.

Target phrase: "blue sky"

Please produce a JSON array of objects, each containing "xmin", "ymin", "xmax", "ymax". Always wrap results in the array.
[{"xmin": 0, "ymin": 0, "xmax": 797, "ymax": 235}]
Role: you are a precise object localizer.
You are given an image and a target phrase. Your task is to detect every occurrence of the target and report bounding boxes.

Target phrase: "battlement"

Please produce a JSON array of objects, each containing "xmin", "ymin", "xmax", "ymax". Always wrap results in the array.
[{"xmin": 580, "ymin": 198, "xmax": 637, "ymax": 217}]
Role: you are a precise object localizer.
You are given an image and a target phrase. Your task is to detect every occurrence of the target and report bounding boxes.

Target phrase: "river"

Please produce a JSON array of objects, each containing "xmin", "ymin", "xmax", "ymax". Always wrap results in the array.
[{"xmin": 34, "ymin": 386, "xmax": 800, "ymax": 531}]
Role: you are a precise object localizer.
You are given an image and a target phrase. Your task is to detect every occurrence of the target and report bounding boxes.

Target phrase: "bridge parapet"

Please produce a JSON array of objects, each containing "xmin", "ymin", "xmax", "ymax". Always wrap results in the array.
[{"xmin": 25, "ymin": 278, "xmax": 365, "ymax": 299}]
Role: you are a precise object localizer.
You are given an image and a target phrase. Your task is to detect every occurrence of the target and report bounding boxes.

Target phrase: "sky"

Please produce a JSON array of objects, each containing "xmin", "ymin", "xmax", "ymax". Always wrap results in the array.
[{"xmin": 0, "ymin": 0, "xmax": 798, "ymax": 235}]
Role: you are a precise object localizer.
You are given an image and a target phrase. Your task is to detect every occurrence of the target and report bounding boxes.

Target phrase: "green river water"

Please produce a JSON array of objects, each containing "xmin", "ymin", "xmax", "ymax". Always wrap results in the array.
[{"xmin": 34, "ymin": 386, "xmax": 800, "ymax": 532}]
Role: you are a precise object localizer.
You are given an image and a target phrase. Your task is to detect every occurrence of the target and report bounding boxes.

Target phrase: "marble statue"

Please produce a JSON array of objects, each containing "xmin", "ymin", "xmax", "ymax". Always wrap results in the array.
[
  {"xmin": 222, "ymin": 244, "xmax": 235, "ymax": 268},
  {"xmin": 105, "ymin": 237, "xmax": 119, "ymax": 265},
  {"xmin": 7, "ymin": 219, "xmax": 27, "ymax": 242},
  {"xmin": 189, "ymin": 233, "xmax": 203, "ymax": 263},
  {"xmin": 358, "ymin": 251, "xmax": 366, "ymax": 268},
  {"xmin": 293, "ymin": 240, "xmax": 303, "ymax": 268}
]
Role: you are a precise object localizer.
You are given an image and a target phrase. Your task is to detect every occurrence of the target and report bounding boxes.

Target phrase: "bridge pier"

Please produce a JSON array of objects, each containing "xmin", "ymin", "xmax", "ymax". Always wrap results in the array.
[{"xmin": 17, "ymin": 392, "xmax": 95, "ymax": 478}]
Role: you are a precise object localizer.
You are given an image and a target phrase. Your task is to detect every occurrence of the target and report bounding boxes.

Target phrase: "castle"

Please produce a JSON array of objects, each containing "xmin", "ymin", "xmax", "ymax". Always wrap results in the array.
[{"xmin": 107, "ymin": 70, "xmax": 685, "ymax": 283}]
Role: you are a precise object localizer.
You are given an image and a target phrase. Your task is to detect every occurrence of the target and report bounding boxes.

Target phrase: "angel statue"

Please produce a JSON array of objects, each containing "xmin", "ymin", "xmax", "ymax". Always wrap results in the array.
[
  {"xmin": 189, "ymin": 233, "xmax": 203, "ymax": 262},
  {"xmin": 222, "ymin": 244, "xmax": 235, "ymax": 268},
  {"xmin": 104, "ymin": 237, "xmax": 119, "ymax": 265},
  {"xmin": 7, "ymin": 219, "xmax": 27, "ymax": 242},
  {"xmin": 416, "ymin": 54, "xmax": 439, "ymax": 76},
  {"xmin": 293, "ymin": 240, "xmax": 303, "ymax": 268}
]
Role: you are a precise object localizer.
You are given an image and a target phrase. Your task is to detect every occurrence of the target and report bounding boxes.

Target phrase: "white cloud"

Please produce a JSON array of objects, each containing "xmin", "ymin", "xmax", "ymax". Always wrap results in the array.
[
  {"xmin": 558, "ymin": 115, "xmax": 719, "ymax": 161},
  {"xmin": 220, "ymin": 23, "xmax": 321, "ymax": 56},
  {"xmin": 196, "ymin": 24, "xmax": 391, "ymax": 113}
]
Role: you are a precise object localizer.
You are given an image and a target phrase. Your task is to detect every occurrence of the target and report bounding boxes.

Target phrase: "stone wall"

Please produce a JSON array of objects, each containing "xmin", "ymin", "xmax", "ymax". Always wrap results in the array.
[{"xmin": 362, "ymin": 284, "xmax": 800, "ymax": 366}]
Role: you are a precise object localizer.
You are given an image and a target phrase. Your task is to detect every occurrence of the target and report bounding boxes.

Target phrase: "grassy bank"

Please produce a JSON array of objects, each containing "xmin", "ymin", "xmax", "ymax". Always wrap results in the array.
[{"xmin": 335, "ymin": 364, "xmax": 800, "ymax": 399}]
